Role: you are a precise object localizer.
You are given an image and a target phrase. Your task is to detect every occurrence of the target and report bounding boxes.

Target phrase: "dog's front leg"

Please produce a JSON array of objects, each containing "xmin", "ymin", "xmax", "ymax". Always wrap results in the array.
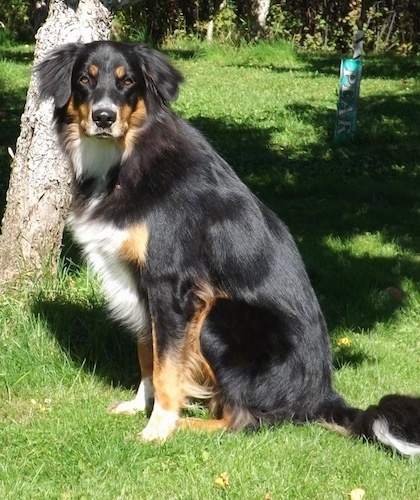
[
  {"xmin": 139, "ymin": 295, "xmax": 189, "ymax": 442},
  {"xmin": 109, "ymin": 336, "xmax": 154, "ymax": 415}
]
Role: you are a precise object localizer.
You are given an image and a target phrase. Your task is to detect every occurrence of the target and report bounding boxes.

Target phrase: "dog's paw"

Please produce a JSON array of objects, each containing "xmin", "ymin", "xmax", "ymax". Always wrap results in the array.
[
  {"xmin": 138, "ymin": 402, "xmax": 179, "ymax": 442},
  {"xmin": 108, "ymin": 399, "xmax": 147, "ymax": 415},
  {"xmin": 109, "ymin": 378, "xmax": 154, "ymax": 415}
]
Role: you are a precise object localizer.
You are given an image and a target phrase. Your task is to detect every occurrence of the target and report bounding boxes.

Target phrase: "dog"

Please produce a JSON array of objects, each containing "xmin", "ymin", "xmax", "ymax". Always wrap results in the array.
[{"xmin": 36, "ymin": 41, "xmax": 420, "ymax": 453}]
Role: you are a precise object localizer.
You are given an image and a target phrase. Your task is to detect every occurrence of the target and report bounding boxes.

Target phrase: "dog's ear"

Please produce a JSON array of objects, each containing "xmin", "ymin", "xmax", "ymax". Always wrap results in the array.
[
  {"xmin": 134, "ymin": 45, "xmax": 184, "ymax": 103},
  {"xmin": 35, "ymin": 43, "xmax": 81, "ymax": 108}
]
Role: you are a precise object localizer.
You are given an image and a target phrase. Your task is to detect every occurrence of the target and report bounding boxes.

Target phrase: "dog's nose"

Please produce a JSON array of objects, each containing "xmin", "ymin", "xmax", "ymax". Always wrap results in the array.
[{"xmin": 92, "ymin": 108, "xmax": 117, "ymax": 128}]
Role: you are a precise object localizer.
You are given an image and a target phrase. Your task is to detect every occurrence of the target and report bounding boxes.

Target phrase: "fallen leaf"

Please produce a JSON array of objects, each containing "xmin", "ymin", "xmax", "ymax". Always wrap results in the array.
[{"xmin": 214, "ymin": 472, "xmax": 229, "ymax": 488}]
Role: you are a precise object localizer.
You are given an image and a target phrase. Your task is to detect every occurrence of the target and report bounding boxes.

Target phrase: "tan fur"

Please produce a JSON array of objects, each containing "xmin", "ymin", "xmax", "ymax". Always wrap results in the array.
[
  {"xmin": 181, "ymin": 282, "xmax": 230, "ymax": 402},
  {"xmin": 150, "ymin": 283, "xmax": 224, "ymax": 412},
  {"xmin": 152, "ymin": 342, "xmax": 186, "ymax": 413},
  {"xmin": 88, "ymin": 64, "xmax": 99, "ymax": 77},
  {"xmin": 137, "ymin": 337, "xmax": 153, "ymax": 381},
  {"xmin": 119, "ymin": 223, "xmax": 149, "ymax": 267},
  {"xmin": 78, "ymin": 103, "xmax": 93, "ymax": 132},
  {"xmin": 115, "ymin": 65, "xmax": 126, "ymax": 79},
  {"xmin": 121, "ymin": 99, "xmax": 148, "ymax": 155},
  {"xmin": 319, "ymin": 420, "xmax": 351, "ymax": 436},
  {"xmin": 148, "ymin": 282, "xmax": 249, "ymax": 436},
  {"xmin": 66, "ymin": 96, "xmax": 91, "ymax": 137},
  {"xmin": 178, "ymin": 417, "xmax": 229, "ymax": 432}
]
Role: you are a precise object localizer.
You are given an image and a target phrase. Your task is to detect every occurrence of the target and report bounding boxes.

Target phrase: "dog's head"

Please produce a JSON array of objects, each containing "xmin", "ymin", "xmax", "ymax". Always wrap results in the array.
[{"xmin": 35, "ymin": 41, "xmax": 184, "ymax": 141}]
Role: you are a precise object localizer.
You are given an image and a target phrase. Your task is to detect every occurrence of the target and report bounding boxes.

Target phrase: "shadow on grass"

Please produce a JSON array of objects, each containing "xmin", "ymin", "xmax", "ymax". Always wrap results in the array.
[
  {"xmin": 298, "ymin": 52, "xmax": 420, "ymax": 80},
  {"xmin": 32, "ymin": 298, "xmax": 139, "ymax": 390},
  {"xmin": 162, "ymin": 48, "xmax": 204, "ymax": 60},
  {"xmin": 0, "ymin": 44, "xmax": 35, "ymax": 63},
  {"xmin": 32, "ymin": 291, "xmax": 372, "ymax": 388},
  {"xmin": 220, "ymin": 50, "xmax": 420, "ymax": 80},
  {"xmin": 333, "ymin": 348, "xmax": 372, "ymax": 371}
]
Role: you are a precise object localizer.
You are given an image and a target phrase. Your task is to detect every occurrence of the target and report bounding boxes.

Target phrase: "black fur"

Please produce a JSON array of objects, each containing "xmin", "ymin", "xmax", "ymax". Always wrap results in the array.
[{"xmin": 36, "ymin": 41, "xmax": 420, "ymax": 453}]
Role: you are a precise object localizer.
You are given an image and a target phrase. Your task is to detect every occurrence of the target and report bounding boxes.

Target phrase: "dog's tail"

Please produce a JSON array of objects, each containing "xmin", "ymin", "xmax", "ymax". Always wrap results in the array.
[{"xmin": 322, "ymin": 393, "xmax": 420, "ymax": 457}]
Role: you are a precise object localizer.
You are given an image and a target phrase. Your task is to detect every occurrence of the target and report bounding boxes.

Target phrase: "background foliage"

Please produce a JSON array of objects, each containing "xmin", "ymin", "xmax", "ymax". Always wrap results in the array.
[{"xmin": 1, "ymin": 0, "xmax": 419, "ymax": 53}]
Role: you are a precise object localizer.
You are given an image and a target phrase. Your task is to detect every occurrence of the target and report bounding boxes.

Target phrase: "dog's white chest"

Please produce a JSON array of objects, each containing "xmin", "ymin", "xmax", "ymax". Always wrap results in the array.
[
  {"xmin": 71, "ymin": 137, "xmax": 122, "ymax": 182},
  {"xmin": 68, "ymin": 211, "xmax": 150, "ymax": 336}
]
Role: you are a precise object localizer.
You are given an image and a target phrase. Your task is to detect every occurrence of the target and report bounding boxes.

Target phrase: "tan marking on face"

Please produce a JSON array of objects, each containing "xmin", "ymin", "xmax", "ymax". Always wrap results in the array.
[
  {"xmin": 65, "ymin": 96, "xmax": 78, "ymax": 121},
  {"xmin": 63, "ymin": 97, "xmax": 86, "ymax": 148},
  {"xmin": 120, "ymin": 98, "xmax": 148, "ymax": 154},
  {"xmin": 88, "ymin": 64, "xmax": 99, "ymax": 77},
  {"xmin": 129, "ymin": 98, "xmax": 148, "ymax": 127},
  {"xmin": 66, "ymin": 96, "xmax": 91, "ymax": 131},
  {"xmin": 118, "ymin": 104, "xmax": 133, "ymax": 134},
  {"xmin": 119, "ymin": 223, "xmax": 149, "ymax": 267},
  {"xmin": 77, "ymin": 102, "xmax": 92, "ymax": 131},
  {"xmin": 115, "ymin": 65, "xmax": 126, "ymax": 79}
]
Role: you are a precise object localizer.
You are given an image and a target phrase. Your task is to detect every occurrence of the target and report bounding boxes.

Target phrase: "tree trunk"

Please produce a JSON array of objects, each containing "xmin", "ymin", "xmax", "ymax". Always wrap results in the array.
[
  {"xmin": 0, "ymin": 0, "xmax": 138, "ymax": 286},
  {"xmin": 250, "ymin": 0, "xmax": 271, "ymax": 39},
  {"xmin": 206, "ymin": 1, "xmax": 227, "ymax": 43}
]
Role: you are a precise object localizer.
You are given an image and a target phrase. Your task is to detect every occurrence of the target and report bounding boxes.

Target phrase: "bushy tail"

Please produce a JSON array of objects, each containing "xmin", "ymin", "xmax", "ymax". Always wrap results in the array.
[{"xmin": 323, "ymin": 394, "xmax": 420, "ymax": 457}]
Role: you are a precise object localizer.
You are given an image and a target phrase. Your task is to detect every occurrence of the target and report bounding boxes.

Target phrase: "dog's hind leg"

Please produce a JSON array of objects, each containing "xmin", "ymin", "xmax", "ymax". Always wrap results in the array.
[
  {"xmin": 139, "ymin": 281, "xmax": 222, "ymax": 442},
  {"xmin": 109, "ymin": 337, "xmax": 154, "ymax": 415}
]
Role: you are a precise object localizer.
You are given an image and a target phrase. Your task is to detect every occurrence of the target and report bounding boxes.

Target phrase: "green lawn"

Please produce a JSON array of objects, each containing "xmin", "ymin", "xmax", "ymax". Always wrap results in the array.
[{"xmin": 1, "ymin": 41, "xmax": 420, "ymax": 499}]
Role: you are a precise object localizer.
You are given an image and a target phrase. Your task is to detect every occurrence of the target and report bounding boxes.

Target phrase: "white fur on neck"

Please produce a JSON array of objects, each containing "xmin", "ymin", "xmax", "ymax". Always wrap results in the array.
[{"xmin": 71, "ymin": 136, "xmax": 122, "ymax": 181}]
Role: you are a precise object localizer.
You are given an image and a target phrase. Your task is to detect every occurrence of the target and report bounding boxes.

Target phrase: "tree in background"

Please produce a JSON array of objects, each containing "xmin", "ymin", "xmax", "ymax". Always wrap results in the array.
[
  {"xmin": 250, "ymin": 0, "xmax": 271, "ymax": 38},
  {"xmin": 117, "ymin": 1, "xmax": 272, "ymax": 44},
  {"xmin": 114, "ymin": 0, "xmax": 419, "ymax": 52},
  {"xmin": 1, "ymin": 1, "xmax": 418, "ymax": 50},
  {"xmin": 0, "ymin": 0, "xmax": 139, "ymax": 284}
]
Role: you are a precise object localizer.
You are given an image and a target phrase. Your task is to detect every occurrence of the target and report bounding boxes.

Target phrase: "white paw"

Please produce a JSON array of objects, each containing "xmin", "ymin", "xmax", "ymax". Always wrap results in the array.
[
  {"xmin": 138, "ymin": 402, "xmax": 179, "ymax": 442},
  {"xmin": 108, "ymin": 399, "xmax": 146, "ymax": 415},
  {"xmin": 109, "ymin": 378, "xmax": 154, "ymax": 415}
]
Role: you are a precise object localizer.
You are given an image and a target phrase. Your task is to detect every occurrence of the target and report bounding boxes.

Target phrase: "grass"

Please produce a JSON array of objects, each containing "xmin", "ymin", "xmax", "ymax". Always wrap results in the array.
[
  {"xmin": 1, "ymin": 40, "xmax": 420, "ymax": 498},
  {"xmin": 0, "ymin": 43, "xmax": 33, "ymax": 212}
]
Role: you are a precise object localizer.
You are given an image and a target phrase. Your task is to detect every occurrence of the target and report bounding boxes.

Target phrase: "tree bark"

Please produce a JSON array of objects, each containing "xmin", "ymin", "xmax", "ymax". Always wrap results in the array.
[
  {"xmin": 250, "ymin": 0, "xmax": 271, "ymax": 38},
  {"xmin": 206, "ymin": 1, "xmax": 227, "ymax": 43},
  {"xmin": 0, "ymin": 0, "xmax": 138, "ymax": 286}
]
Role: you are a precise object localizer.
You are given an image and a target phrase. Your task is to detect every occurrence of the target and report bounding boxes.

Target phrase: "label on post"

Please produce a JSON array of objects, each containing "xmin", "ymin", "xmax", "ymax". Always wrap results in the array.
[{"xmin": 333, "ymin": 58, "xmax": 362, "ymax": 143}]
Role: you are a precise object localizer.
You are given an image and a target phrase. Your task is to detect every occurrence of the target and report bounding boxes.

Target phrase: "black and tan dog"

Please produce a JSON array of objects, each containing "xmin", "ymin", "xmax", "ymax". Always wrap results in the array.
[{"xmin": 36, "ymin": 41, "xmax": 420, "ymax": 453}]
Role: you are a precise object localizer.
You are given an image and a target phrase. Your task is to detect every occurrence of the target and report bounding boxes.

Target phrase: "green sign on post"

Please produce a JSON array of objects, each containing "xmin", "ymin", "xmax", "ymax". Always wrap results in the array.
[{"xmin": 333, "ymin": 30, "xmax": 364, "ymax": 143}]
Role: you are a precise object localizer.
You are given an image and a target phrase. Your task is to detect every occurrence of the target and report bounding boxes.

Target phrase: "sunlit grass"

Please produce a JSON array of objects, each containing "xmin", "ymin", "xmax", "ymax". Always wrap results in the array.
[{"xmin": 1, "ymin": 40, "xmax": 420, "ymax": 499}]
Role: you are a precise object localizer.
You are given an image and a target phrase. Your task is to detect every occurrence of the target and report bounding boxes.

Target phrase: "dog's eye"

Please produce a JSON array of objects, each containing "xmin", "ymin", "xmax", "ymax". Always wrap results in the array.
[
  {"xmin": 123, "ymin": 77, "xmax": 134, "ymax": 87},
  {"xmin": 79, "ymin": 76, "xmax": 89, "ymax": 85}
]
